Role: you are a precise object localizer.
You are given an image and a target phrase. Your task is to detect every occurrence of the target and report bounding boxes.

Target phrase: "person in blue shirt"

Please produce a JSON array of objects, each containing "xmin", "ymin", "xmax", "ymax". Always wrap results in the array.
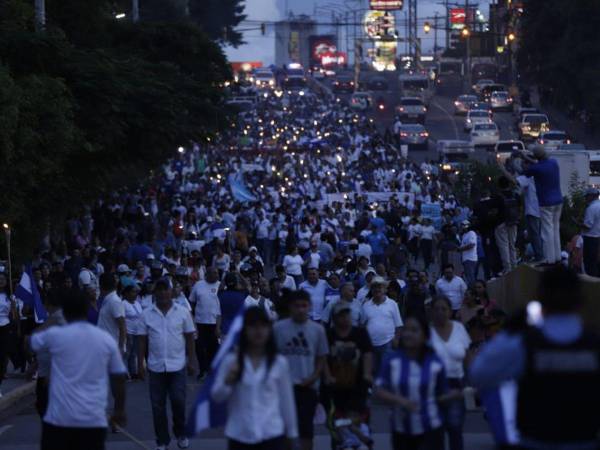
[
  {"xmin": 367, "ymin": 225, "xmax": 389, "ymax": 267},
  {"xmin": 521, "ymin": 146, "xmax": 563, "ymax": 264},
  {"xmin": 375, "ymin": 313, "xmax": 460, "ymax": 450},
  {"xmin": 470, "ymin": 266, "xmax": 600, "ymax": 449}
]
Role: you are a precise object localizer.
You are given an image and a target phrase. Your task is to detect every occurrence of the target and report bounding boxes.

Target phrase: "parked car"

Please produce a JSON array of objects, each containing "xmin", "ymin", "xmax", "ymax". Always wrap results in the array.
[
  {"xmin": 481, "ymin": 83, "xmax": 506, "ymax": 102},
  {"xmin": 454, "ymin": 94, "xmax": 478, "ymax": 115},
  {"xmin": 472, "ymin": 79, "xmax": 495, "ymax": 95},
  {"xmin": 470, "ymin": 122, "xmax": 500, "ymax": 147},
  {"xmin": 350, "ymin": 92, "xmax": 373, "ymax": 111},
  {"xmin": 469, "ymin": 101, "xmax": 493, "ymax": 115},
  {"xmin": 514, "ymin": 107, "xmax": 539, "ymax": 130},
  {"xmin": 398, "ymin": 124, "xmax": 429, "ymax": 149},
  {"xmin": 333, "ymin": 75, "xmax": 355, "ymax": 93}
]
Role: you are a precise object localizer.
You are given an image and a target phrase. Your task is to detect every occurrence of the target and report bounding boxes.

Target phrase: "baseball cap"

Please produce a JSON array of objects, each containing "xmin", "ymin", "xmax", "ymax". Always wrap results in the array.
[
  {"xmin": 371, "ymin": 276, "xmax": 388, "ymax": 286},
  {"xmin": 117, "ymin": 264, "xmax": 131, "ymax": 274},
  {"xmin": 249, "ymin": 246, "xmax": 258, "ymax": 253}
]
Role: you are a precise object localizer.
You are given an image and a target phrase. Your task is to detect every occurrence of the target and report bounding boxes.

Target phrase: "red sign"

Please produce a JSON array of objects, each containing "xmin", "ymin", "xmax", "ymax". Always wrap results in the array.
[
  {"xmin": 369, "ymin": 0, "xmax": 403, "ymax": 11},
  {"xmin": 320, "ymin": 51, "xmax": 347, "ymax": 67},
  {"xmin": 230, "ymin": 61, "xmax": 263, "ymax": 73},
  {"xmin": 450, "ymin": 8, "xmax": 466, "ymax": 26}
]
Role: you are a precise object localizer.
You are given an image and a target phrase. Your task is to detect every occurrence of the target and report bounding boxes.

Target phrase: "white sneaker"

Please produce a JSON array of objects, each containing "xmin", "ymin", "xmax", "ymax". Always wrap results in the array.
[{"xmin": 177, "ymin": 437, "xmax": 190, "ymax": 449}]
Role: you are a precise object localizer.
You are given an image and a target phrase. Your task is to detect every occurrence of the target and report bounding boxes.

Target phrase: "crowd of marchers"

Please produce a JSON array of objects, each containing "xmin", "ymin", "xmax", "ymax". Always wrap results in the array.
[{"xmin": 0, "ymin": 87, "xmax": 599, "ymax": 450}]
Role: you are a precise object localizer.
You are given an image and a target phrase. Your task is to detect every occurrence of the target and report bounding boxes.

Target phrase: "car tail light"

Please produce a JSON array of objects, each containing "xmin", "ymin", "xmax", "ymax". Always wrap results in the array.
[
  {"xmin": 400, "ymin": 132, "xmax": 408, "ymax": 137},
  {"xmin": 420, "ymin": 132, "xmax": 429, "ymax": 137},
  {"xmin": 378, "ymin": 104, "xmax": 385, "ymax": 110},
  {"xmin": 350, "ymin": 81, "xmax": 354, "ymax": 85},
  {"xmin": 399, "ymin": 107, "xmax": 405, "ymax": 112},
  {"xmin": 455, "ymin": 101, "xmax": 460, "ymax": 106},
  {"xmin": 539, "ymin": 140, "xmax": 544, "ymax": 144},
  {"xmin": 422, "ymin": 107, "xmax": 427, "ymax": 112}
]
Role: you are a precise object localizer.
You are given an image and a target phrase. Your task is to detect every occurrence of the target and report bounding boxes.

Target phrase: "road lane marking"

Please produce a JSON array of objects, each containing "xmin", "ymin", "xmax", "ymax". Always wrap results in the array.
[
  {"xmin": 431, "ymin": 100, "xmax": 460, "ymax": 140},
  {"xmin": 0, "ymin": 425, "xmax": 13, "ymax": 437}
]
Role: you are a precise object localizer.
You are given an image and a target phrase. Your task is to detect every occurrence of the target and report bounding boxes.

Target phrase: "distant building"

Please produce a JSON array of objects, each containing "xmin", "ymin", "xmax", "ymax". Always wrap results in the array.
[{"xmin": 274, "ymin": 15, "xmax": 316, "ymax": 68}]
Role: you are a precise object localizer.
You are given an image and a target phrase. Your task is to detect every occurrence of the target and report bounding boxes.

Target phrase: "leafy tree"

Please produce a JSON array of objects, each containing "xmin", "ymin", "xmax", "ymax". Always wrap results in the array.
[{"xmin": 189, "ymin": 0, "xmax": 247, "ymax": 47}]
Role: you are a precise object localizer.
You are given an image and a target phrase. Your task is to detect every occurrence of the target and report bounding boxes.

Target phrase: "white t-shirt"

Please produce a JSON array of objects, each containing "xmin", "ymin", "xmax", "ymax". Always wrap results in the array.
[
  {"xmin": 31, "ymin": 322, "xmax": 126, "ymax": 428},
  {"xmin": 408, "ymin": 224, "xmax": 422, "ymax": 241},
  {"xmin": 460, "ymin": 230, "xmax": 478, "ymax": 262},
  {"xmin": 306, "ymin": 251, "xmax": 321, "ymax": 269},
  {"xmin": 97, "ymin": 292, "xmax": 125, "ymax": 346},
  {"xmin": 435, "ymin": 276, "xmax": 468, "ymax": 310},
  {"xmin": 421, "ymin": 225, "xmax": 436, "ymax": 241},
  {"xmin": 281, "ymin": 275, "xmax": 296, "ymax": 291},
  {"xmin": 190, "ymin": 280, "xmax": 221, "ymax": 324},
  {"xmin": 123, "ymin": 300, "xmax": 143, "ymax": 335},
  {"xmin": 244, "ymin": 295, "xmax": 278, "ymax": 320},
  {"xmin": 361, "ymin": 297, "xmax": 403, "ymax": 346},
  {"xmin": 283, "ymin": 255, "xmax": 304, "ymax": 276},
  {"xmin": 430, "ymin": 321, "xmax": 471, "ymax": 379}
]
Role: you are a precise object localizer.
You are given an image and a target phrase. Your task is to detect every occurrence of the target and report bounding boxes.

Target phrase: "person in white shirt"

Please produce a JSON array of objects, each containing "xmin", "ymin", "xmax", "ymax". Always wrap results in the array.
[
  {"xmin": 430, "ymin": 296, "xmax": 471, "ymax": 450},
  {"xmin": 244, "ymin": 280, "xmax": 278, "ymax": 321},
  {"xmin": 361, "ymin": 277, "xmax": 403, "ymax": 374},
  {"xmin": 189, "ymin": 267, "xmax": 221, "ymax": 378},
  {"xmin": 122, "ymin": 284, "xmax": 143, "ymax": 378},
  {"xmin": 212, "ymin": 307, "xmax": 298, "ymax": 449},
  {"xmin": 321, "ymin": 282, "xmax": 362, "ymax": 327},
  {"xmin": 435, "ymin": 264, "xmax": 468, "ymax": 312},
  {"xmin": 283, "ymin": 247, "xmax": 304, "ymax": 286},
  {"xmin": 96, "ymin": 274, "xmax": 126, "ymax": 354},
  {"xmin": 275, "ymin": 265, "xmax": 296, "ymax": 291},
  {"xmin": 31, "ymin": 289, "xmax": 126, "ymax": 450},
  {"xmin": 299, "ymin": 268, "xmax": 328, "ymax": 321},
  {"xmin": 419, "ymin": 218, "xmax": 436, "ymax": 271},
  {"xmin": 305, "ymin": 241, "xmax": 321, "ymax": 270},
  {"xmin": 457, "ymin": 221, "xmax": 478, "ymax": 286},
  {"xmin": 138, "ymin": 279, "xmax": 195, "ymax": 450}
]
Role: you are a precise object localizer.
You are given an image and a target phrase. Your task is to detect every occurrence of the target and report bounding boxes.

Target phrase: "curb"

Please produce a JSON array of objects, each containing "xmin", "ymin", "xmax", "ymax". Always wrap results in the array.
[{"xmin": 0, "ymin": 381, "xmax": 35, "ymax": 413}]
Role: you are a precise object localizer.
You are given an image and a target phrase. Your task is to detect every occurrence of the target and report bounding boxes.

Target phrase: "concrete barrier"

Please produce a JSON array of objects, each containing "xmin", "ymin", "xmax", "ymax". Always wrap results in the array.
[{"xmin": 487, "ymin": 264, "xmax": 600, "ymax": 328}]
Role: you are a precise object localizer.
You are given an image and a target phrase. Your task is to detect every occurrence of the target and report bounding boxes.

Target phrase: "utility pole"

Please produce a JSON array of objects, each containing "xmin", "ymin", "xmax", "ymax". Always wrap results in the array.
[
  {"xmin": 465, "ymin": 0, "xmax": 471, "ymax": 88},
  {"xmin": 434, "ymin": 12, "xmax": 439, "ymax": 53},
  {"xmin": 132, "ymin": 0, "xmax": 139, "ymax": 23},
  {"xmin": 445, "ymin": 0, "xmax": 450, "ymax": 49},
  {"xmin": 407, "ymin": 0, "xmax": 417, "ymax": 66},
  {"xmin": 34, "ymin": 0, "xmax": 45, "ymax": 32}
]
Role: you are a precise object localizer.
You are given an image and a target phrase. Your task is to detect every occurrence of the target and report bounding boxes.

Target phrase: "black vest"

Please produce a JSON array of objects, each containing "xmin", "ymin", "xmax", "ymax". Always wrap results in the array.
[{"xmin": 517, "ymin": 326, "xmax": 600, "ymax": 443}]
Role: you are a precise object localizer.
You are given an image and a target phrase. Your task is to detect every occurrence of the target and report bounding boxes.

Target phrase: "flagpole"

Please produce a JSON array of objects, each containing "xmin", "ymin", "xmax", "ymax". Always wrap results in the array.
[{"xmin": 3, "ymin": 223, "xmax": 12, "ymax": 297}]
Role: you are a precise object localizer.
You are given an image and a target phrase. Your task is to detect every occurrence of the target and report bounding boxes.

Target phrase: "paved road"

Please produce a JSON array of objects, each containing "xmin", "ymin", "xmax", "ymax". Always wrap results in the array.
[
  {"xmin": 0, "ymin": 71, "xmax": 500, "ymax": 450},
  {"xmin": 0, "ymin": 375, "xmax": 495, "ymax": 449}
]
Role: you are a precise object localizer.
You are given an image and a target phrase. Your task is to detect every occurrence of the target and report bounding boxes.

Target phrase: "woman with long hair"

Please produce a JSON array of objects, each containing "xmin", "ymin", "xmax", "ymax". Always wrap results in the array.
[
  {"xmin": 375, "ymin": 313, "xmax": 457, "ymax": 450},
  {"xmin": 211, "ymin": 307, "xmax": 298, "ymax": 450}
]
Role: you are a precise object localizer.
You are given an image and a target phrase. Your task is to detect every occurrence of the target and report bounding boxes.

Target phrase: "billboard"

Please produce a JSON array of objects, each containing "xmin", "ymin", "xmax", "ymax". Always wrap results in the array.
[
  {"xmin": 230, "ymin": 61, "xmax": 263, "ymax": 73},
  {"xmin": 450, "ymin": 8, "xmax": 466, "ymax": 29},
  {"xmin": 308, "ymin": 35, "xmax": 337, "ymax": 67},
  {"xmin": 373, "ymin": 40, "xmax": 396, "ymax": 71},
  {"xmin": 289, "ymin": 31, "xmax": 300, "ymax": 62},
  {"xmin": 369, "ymin": 0, "xmax": 403, "ymax": 10},
  {"xmin": 364, "ymin": 10, "xmax": 395, "ymax": 39}
]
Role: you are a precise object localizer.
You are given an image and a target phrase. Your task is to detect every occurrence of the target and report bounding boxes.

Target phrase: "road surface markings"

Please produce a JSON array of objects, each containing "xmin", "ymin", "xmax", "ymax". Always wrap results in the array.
[
  {"xmin": 431, "ymin": 101, "xmax": 460, "ymax": 140},
  {"xmin": 0, "ymin": 425, "xmax": 13, "ymax": 437}
]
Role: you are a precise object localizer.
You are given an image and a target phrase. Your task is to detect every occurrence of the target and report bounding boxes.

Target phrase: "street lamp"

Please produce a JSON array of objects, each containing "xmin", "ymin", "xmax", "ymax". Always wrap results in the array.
[
  {"xmin": 423, "ymin": 22, "xmax": 431, "ymax": 33},
  {"xmin": 507, "ymin": 32, "xmax": 516, "ymax": 42},
  {"xmin": 461, "ymin": 27, "xmax": 470, "ymax": 38}
]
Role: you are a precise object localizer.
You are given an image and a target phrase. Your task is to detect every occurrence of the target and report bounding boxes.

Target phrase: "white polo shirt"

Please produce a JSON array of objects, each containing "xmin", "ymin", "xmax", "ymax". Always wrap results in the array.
[
  {"xmin": 31, "ymin": 321, "xmax": 126, "ymax": 428},
  {"xmin": 361, "ymin": 297, "xmax": 403, "ymax": 347},
  {"xmin": 435, "ymin": 276, "xmax": 468, "ymax": 311},
  {"xmin": 138, "ymin": 303, "xmax": 196, "ymax": 372},
  {"xmin": 460, "ymin": 230, "xmax": 478, "ymax": 262},
  {"xmin": 190, "ymin": 280, "xmax": 220, "ymax": 324}
]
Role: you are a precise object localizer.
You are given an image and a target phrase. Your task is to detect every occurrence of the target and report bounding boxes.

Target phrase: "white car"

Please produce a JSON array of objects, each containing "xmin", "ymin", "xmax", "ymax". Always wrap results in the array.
[
  {"xmin": 490, "ymin": 91, "xmax": 513, "ymax": 111},
  {"xmin": 472, "ymin": 79, "xmax": 495, "ymax": 95},
  {"xmin": 470, "ymin": 122, "xmax": 499, "ymax": 147},
  {"xmin": 464, "ymin": 110, "xmax": 492, "ymax": 132},
  {"xmin": 253, "ymin": 70, "xmax": 275, "ymax": 88},
  {"xmin": 536, "ymin": 130, "xmax": 570, "ymax": 150}
]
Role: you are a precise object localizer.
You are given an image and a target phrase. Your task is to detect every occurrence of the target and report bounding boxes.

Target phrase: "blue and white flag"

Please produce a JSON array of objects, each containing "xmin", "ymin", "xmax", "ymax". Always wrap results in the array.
[
  {"xmin": 186, "ymin": 305, "xmax": 245, "ymax": 435},
  {"xmin": 480, "ymin": 381, "xmax": 520, "ymax": 446},
  {"xmin": 228, "ymin": 172, "xmax": 257, "ymax": 203},
  {"xmin": 15, "ymin": 265, "xmax": 47, "ymax": 322}
]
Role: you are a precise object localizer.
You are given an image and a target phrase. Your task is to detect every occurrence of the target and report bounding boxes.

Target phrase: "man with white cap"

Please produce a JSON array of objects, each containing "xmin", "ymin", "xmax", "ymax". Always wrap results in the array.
[
  {"xmin": 580, "ymin": 187, "xmax": 600, "ymax": 276},
  {"xmin": 360, "ymin": 277, "xmax": 403, "ymax": 374},
  {"xmin": 521, "ymin": 145, "xmax": 563, "ymax": 264}
]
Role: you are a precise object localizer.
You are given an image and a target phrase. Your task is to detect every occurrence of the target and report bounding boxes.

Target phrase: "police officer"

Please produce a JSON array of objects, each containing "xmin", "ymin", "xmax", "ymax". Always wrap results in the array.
[{"xmin": 470, "ymin": 265, "xmax": 600, "ymax": 449}]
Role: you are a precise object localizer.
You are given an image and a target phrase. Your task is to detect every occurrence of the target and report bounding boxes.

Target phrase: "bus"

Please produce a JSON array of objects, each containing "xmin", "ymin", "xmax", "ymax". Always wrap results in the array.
[{"xmin": 398, "ymin": 73, "xmax": 434, "ymax": 105}]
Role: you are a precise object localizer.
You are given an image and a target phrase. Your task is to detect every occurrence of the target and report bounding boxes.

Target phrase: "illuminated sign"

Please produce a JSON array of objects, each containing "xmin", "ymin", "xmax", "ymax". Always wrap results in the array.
[
  {"xmin": 321, "ymin": 51, "xmax": 347, "ymax": 67},
  {"xmin": 373, "ymin": 40, "xmax": 396, "ymax": 71},
  {"xmin": 369, "ymin": 0, "xmax": 403, "ymax": 11},
  {"xmin": 309, "ymin": 35, "xmax": 337, "ymax": 67},
  {"xmin": 364, "ymin": 10, "xmax": 395, "ymax": 39},
  {"xmin": 450, "ymin": 8, "xmax": 466, "ymax": 29}
]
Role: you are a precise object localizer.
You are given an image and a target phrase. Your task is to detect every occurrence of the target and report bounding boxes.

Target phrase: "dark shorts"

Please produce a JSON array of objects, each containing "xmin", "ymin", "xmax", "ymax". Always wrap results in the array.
[
  {"xmin": 228, "ymin": 435, "xmax": 286, "ymax": 450},
  {"xmin": 294, "ymin": 385, "xmax": 319, "ymax": 439},
  {"xmin": 41, "ymin": 422, "xmax": 107, "ymax": 450}
]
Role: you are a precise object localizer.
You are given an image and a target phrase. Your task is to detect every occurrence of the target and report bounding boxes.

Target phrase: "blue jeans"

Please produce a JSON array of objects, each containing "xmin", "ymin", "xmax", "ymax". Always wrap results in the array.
[
  {"xmin": 124, "ymin": 334, "xmax": 139, "ymax": 376},
  {"xmin": 526, "ymin": 215, "xmax": 543, "ymax": 261},
  {"xmin": 462, "ymin": 260, "xmax": 477, "ymax": 287},
  {"xmin": 372, "ymin": 342, "xmax": 393, "ymax": 376},
  {"xmin": 443, "ymin": 378, "xmax": 465, "ymax": 450},
  {"xmin": 149, "ymin": 369, "xmax": 187, "ymax": 446}
]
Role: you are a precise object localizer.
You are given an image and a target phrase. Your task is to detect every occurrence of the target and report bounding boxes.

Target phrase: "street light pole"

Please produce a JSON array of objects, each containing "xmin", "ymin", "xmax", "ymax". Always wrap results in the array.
[
  {"xmin": 3, "ymin": 224, "xmax": 12, "ymax": 297},
  {"xmin": 34, "ymin": 0, "xmax": 45, "ymax": 32},
  {"xmin": 132, "ymin": 0, "xmax": 140, "ymax": 22}
]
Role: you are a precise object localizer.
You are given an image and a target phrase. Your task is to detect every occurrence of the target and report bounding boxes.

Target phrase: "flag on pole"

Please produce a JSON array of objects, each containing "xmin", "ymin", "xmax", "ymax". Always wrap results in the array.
[
  {"xmin": 15, "ymin": 265, "xmax": 48, "ymax": 322},
  {"xmin": 228, "ymin": 172, "xmax": 257, "ymax": 203},
  {"xmin": 186, "ymin": 305, "xmax": 245, "ymax": 436}
]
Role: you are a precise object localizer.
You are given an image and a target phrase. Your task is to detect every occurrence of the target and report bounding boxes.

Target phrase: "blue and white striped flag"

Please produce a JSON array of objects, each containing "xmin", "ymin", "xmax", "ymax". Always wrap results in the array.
[
  {"xmin": 186, "ymin": 305, "xmax": 245, "ymax": 436},
  {"xmin": 480, "ymin": 380, "xmax": 520, "ymax": 446},
  {"xmin": 15, "ymin": 265, "xmax": 47, "ymax": 322}
]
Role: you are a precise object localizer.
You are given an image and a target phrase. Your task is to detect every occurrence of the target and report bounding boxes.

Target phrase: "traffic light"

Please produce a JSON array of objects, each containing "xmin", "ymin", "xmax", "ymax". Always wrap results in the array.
[
  {"xmin": 461, "ymin": 28, "xmax": 470, "ymax": 38},
  {"xmin": 507, "ymin": 31, "xmax": 516, "ymax": 41},
  {"xmin": 261, "ymin": 23, "xmax": 266, "ymax": 35},
  {"xmin": 423, "ymin": 22, "xmax": 431, "ymax": 34}
]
